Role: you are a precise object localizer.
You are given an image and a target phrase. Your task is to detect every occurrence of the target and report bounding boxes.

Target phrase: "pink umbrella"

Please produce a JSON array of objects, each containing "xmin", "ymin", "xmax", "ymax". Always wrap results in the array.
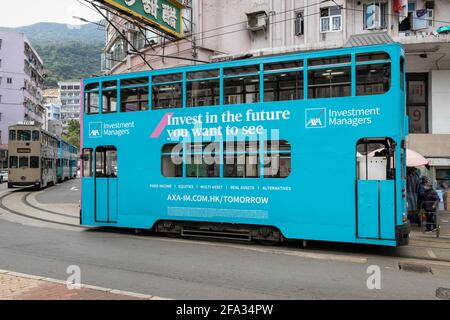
[
  {"xmin": 364, "ymin": 148, "xmax": 429, "ymax": 167},
  {"xmin": 406, "ymin": 149, "xmax": 429, "ymax": 167}
]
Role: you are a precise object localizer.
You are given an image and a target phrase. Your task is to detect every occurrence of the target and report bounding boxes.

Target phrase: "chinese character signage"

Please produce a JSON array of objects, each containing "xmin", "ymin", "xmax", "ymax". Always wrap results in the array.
[{"xmin": 102, "ymin": 0, "xmax": 183, "ymax": 38}]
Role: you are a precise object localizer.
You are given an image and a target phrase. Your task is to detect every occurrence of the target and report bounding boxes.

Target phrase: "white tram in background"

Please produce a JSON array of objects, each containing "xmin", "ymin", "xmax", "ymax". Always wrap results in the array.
[{"xmin": 8, "ymin": 122, "xmax": 58, "ymax": 189}]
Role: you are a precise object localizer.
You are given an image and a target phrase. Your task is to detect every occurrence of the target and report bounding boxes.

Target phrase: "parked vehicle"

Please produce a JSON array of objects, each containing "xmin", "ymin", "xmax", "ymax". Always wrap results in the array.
[{"xmin": 0, "ymin": 170, "xmax": 8, "ymax": 183}]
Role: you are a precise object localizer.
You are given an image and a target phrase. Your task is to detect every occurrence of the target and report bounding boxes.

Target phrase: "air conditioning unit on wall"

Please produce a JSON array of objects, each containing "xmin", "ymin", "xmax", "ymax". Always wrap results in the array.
[{"xmin": 246, "ymin": 11, "xmax": 268, "ymax": 32}]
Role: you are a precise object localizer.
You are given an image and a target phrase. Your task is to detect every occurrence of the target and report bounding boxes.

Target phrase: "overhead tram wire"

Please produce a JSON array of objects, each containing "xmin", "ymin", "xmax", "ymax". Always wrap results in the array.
[
  {"xmin": 81, "ymin": 0, "xmax": 330, "ymax": 71},
  {"xmin": 89, "ymin": 1, "xmax": 154, "ymax": 70},
  {"xmin": 122, "ymin": 9, "xmax": 328, "ymax": 71},
  {"xmin": 81, "ymin": 0, "xmax": 331, "ymax": 43},
  {"xmin": 81, "ymin": 0, "xmax": 450, "ymax": 57},
  {"xmin": 127, "ymin": 50, "xmax": 210, "ymax": 63}
]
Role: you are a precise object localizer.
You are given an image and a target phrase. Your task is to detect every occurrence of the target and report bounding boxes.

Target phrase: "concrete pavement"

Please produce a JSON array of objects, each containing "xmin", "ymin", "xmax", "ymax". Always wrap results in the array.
[{"xmin": 0, "ymin": 269, "xmax": 165, "ymax": 300}]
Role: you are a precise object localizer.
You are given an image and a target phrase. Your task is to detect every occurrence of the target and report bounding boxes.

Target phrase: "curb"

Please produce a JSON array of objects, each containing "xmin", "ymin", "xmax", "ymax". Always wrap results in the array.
[{"xmin": 0, "ymin": 269, "xmax": 170, "ymax": 300}]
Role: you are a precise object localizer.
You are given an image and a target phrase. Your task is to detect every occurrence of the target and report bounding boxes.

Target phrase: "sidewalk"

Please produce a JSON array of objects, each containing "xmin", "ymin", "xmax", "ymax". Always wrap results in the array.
[{"xmin": 0, "ymin": 270, "xmax": 165, "ymax": 300}]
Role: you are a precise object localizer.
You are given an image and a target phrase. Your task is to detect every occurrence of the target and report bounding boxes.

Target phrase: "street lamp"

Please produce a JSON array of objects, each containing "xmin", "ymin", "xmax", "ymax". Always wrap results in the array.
[{"xmin": 72, "ymin": 16, "xmax": 105, "ymax": 28}]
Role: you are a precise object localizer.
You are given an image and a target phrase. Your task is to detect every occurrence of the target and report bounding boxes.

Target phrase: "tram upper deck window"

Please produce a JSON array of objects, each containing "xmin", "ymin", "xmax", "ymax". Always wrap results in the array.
[
  {"xmin": 85, "ymin": 83, "xmax": 99, "ymax": 114},
  {"xmin": 355, "ymin": 52, "xmax": 391, "ymax": 96},
  {"xmin": 186, "ymin": 69, "xmax": 220, "ymax": 107},
  {"xmin": 121, "ymin": 87, "xmax": 148, "ymax": 112},
  {"xmin": 224, "ymin": 65, "xmax": 260, "ymax": 105},
  {"xmin": 152, "ymin": 73, "xmax": 182, "ymax": 110},
  {"xmin": 9, "ymin": 130, "xmax": 16, "ymax": 141},
  {"xmin": 17, "ymin": 130, "xmax": 31, "ymax": 141},
  {"xmin": 307, "ymin": 55, "xmax": 351, "ymax": 99},
  {"xmin": 32, "ymin": 130, "xmax": 39, "ymax": 141},
  {"xmin": 120, "ymin": 77, "xmax": 148, "ymax": 112},
  {"xmin": 264, "ymin": 61, "xmax": 304, "ymax": 102},
  {"xmin": 102, "ymin": 80, "xmax": 117, "ymax": 113}
]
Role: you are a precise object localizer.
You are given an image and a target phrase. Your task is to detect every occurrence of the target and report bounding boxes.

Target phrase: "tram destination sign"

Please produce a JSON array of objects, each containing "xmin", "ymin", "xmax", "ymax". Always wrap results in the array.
[{"xmin": 101, "ymin": 0, "xmax": 183, "ymax": 38}]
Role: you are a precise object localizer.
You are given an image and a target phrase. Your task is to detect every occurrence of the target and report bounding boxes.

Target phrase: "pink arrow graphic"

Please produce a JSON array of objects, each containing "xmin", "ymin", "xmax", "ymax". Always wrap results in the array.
[{"xmin": 150, "ymin": 112, "xmax": 174, "ymax": 138}]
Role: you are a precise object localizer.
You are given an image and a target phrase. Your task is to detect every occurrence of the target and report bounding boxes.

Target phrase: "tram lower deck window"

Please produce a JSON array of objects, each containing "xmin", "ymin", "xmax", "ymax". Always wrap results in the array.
[
  {"xmin": 82, "ymin": 149, "xmax": 93, "ymax": 177},
  {"xmin": 30, "ymin": 156, "xmax": 39, "ymax": 168},
  {"xmin": 19, "ymin": 156, "xmax": 29, "ymax": 168},
  {"xmin": 9, "ymin": 156, "xmax": 18, "ymax": 169},
  {"xmin": 161, "ymin": 140, "xmax": 291, "ymax": 179},
  {"xmin": 161, "ymin": 143, "xmax": 183, "ymax": 177}
]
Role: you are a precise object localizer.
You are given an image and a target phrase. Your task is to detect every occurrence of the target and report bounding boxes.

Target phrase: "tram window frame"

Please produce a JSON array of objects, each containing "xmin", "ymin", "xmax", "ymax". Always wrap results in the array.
[
  {"xmin": 186, "ymin": 142, "xmax": 220, "ymax": 178},
  {"xmin": 355, "ymin": 52, "xmax": 391, "ymax": 96},
  {"xmin": 307, "ymin": 66, "xmax": 351, "ymax": 99},
  {"xmin": 17, "ymin": 130, "xmax": 31, "ymax": 141},
  {"xmin": 263, "ymin": 60, "xmax": 303, "ymax": 102},
  {"xmin": 9, "ymin": 130, "xmax": 16, "ymax": 141},
  {"xmin": 9, "ymin": 156, "xmax": 18, "ymax": 169},
  {"xmin": 102, "ymin": 85, "xmax": 118, "ymax": 113},
  {"xmin": 356, "ymin": 138, "xmax": 396, "ymax": 181},
  {"xmin": 82, "ymin": 148, "xmax": 93, "ymax": 177},
  {"xmin": 307, "ymin": 55, "xmax": 351, "ymax": 99},
  {"xmin": 19, "ymin": 156, "xmax": 29, "ymax": 168},
  {"xmin": 161, "ymin": 143, "xmax": 183, "ymax": 178},
  {"xmin": 152, "ymin": 73, "xmax": 183, "ymax": 110},
  {"xmin": 186, "ymin": 69, "xmax": 220, "ymax": 107},
  {"xmin": 95, "ymin": 147, "xmax": 117, "ymax": 178},
  {"xmin": 30, "ymin": 156, "xmax": 39, "ymax": 168},
  {"xmin": 32, "ymin": 130, "xmax": 39, "ymax": 141},
  {"xmin": 263, "ymin": 140, "xmax": 292, "ymax": 178},
  {"xmin": 224, "ymin": 141, "xmax": 260, "ymax": 178},
  {"xmin": 120, "ymin": 86, "xmax": 149, "ymax": 112},
  {"xmin": 85, "ymin": 90, "xmax": 99, "ymax": 114},
  {"xmin": 224, "ymin": 65, "xmax": 260, "ymax": 105}
]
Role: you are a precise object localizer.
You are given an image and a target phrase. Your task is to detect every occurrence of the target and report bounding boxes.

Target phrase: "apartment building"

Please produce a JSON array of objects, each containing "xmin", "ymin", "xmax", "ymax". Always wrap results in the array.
[
  {"xmin": 0, "ymin": 31, "xmax": 45, "ymax": 144},
  {"xmin": 101, "ymin": 0, "xmax": 450, "ymax": 189},
  {"xmin": 58, "ymin": 81, "xmax": 81, "ymax": 130}
]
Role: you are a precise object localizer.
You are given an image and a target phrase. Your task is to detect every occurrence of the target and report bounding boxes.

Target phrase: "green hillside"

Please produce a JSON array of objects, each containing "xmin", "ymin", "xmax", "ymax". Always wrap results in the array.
[{"xmin": 0, "ymin": 22, "xmax": 104, "ymax": 88}]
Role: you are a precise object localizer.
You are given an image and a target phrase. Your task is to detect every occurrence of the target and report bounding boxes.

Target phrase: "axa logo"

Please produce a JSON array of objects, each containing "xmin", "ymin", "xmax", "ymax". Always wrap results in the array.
[
  {"xmin": 305, "ymin": 108, "xmax": 327, "ymax": 128},
  {"xmin": 88, "ymin": 122, "xmax": 102, "ymax": 138}
]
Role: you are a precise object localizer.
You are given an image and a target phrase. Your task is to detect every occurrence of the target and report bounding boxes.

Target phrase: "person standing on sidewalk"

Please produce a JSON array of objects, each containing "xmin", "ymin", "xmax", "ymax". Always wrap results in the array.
[{"xmin": 422, "ymin": 182, "xmax": 440, "ymax": 232}]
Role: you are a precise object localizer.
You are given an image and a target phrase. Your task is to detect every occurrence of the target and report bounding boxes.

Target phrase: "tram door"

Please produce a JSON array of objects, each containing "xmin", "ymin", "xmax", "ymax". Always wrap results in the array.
[
  {"xmin": 356, "ymin": 139, "xmax": 396, "ymax": 240},
  {"xmin": 95, "ymin": 146, "xmax": 118, "ymax": 223}
]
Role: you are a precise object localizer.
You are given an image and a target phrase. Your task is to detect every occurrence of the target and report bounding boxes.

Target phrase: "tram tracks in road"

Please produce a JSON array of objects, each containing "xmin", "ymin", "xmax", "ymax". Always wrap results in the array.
[{"xmin": 0, "ymin": 190, "xmax": 83, "ymax": 229}]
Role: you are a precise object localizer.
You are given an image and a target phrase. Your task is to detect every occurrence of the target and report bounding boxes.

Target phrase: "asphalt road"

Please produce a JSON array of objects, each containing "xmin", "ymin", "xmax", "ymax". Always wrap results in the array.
[
  {"xmin": 35, "ymin": 178, "xmax": 81, "ymax": 204},
  {"xmin": 0, "ymin": 180, "xmax": 449, "ymax": 299}
]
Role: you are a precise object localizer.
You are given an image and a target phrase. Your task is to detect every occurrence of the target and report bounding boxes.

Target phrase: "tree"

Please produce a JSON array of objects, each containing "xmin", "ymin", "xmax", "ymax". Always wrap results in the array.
[{"xmin": 63, "ymin": 120, "xmax": 80, "ymax": 149}]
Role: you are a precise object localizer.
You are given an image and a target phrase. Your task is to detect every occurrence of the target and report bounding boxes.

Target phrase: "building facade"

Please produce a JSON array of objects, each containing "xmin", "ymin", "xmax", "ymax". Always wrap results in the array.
[
  {"xmin": 101, "ymin": 0, "xmax": 450, "ymax": 190},
  {"xmin": 0, "ymin": 31, "xmax": 45, "ymax": 144},
  {"xmin": 58, "ymin": 81, "xmax": 81, "ymax": 130}
]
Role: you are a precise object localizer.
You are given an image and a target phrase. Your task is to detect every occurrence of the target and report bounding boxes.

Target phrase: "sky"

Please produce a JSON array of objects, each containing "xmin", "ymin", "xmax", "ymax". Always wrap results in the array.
[{"xmin": 0, "ymin": 0, "xmax": 103, "ymax": 28}]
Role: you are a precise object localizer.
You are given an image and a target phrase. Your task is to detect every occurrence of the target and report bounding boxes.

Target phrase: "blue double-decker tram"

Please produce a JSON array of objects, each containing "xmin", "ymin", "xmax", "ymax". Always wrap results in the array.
[{"xmin": 81, "ymin": 43, "xmax": 410, "ymax": 246}]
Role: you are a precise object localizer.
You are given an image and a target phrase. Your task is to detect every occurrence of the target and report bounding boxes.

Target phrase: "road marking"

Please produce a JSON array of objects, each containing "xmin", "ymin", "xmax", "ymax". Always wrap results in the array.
[
  {"xmin": 426, "ymin": 249, "xmax": 437, "ymax": 259},
  {"xmin": 71, "ymin": 187, "xmax": 79, "ymax": 191},
  {"xmin": 146, "ymin": 236, "xmax": 368, "ymax": 264},
  {"xmin": 0, "ymin": 269, "xmax": 170, "ymax": 300}
]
